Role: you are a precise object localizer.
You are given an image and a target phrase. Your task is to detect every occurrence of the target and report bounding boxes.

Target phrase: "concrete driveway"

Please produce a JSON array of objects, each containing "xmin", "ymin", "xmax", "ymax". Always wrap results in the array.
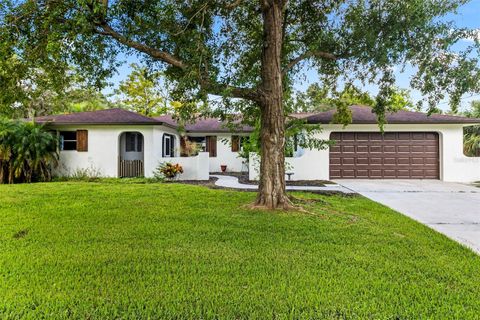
[{"xmin": 335, "ymin": 180, "xmax": 480, "ymax": 254}]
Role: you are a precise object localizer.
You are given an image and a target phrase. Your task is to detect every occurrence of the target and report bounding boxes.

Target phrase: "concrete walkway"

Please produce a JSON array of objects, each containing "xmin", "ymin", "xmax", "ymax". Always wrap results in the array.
[
  {"xmin": 211, "ymin": 175, "xmax": 355, "ymax": 194},
  {"xmin": 335, "ymin": 179, "xmax": 480, "ymax": 254}
]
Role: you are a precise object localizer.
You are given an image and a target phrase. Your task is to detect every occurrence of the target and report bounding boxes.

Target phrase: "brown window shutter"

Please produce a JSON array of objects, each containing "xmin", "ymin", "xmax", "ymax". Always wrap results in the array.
[
  {"xmin": 206, "ymin": 136, "xmax": 217, "ymax": 157},
  {"xmin": 76, "ymin": 130, "xmax": 88, "ymax": 152},
  {"xmin": 231, "ymin": 135, "xmax": 240, "ymax": 152}
]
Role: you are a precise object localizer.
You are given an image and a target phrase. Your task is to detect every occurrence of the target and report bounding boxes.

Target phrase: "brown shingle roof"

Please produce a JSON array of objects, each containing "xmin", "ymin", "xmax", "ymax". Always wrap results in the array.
[
  {"xmin": 34, "ymin": 108, "xmax": 160, "ymax": 125},
  {"xmin": 154, "ymin": 115, "xmax": 254, "ymax": 133},
  {"xmin": 35, "ymin": 106, "xmax": 479, "ymax": 132},
  {"xmin": 306, "ymin": 105, "xmax": 480, "ymax": 124}
]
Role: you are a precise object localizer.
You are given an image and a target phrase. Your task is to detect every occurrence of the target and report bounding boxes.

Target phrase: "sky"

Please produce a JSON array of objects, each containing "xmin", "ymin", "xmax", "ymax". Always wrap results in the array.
[{"xmin": 105, "ymin": 0, "xmax": 480, "ymax": 113}]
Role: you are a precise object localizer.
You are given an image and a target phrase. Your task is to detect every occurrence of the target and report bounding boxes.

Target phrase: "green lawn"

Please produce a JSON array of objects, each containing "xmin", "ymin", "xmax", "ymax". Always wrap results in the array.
[{"xmin": 1, "ymin": 182, "xmax": 479, "ymax": 319}]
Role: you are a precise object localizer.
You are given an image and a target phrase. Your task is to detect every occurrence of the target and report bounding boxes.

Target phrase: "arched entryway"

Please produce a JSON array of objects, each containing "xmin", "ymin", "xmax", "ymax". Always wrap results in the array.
[{"xmin": 118, "ymin": 132, "xmax": 144, "ymax": 177}]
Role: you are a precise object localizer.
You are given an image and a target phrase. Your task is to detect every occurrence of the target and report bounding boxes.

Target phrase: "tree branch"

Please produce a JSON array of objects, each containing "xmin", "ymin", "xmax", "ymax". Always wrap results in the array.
[
  {"xmin": 199, "ymin": 77, "xmax": 260, "ymax": 101},
  {"xmin": 95, "ymin": 23, "xmax": 187, "ymax": 70},
  {"xmin": 283, "ymin": 50, "xmax": 339, "ymax": 74},
  {"xmin": 225, "ymin": 0, "xmax": 242, "ymax": 10},
  {"xmin": 91, "ymin": 7, "xmax": 259, "ymax": 102}
]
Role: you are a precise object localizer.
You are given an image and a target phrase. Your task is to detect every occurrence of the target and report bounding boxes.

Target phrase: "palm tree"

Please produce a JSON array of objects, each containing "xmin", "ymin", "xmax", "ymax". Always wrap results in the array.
[
  {"xmin": 0, "ymin": 119, "xmax": 17, "ymax": 183},
  {"xmin": 13, "ymin": 122, "xmax": 59, "ymax": 183},
  {"xmin": 464, "ymin": 126, "xmax": 480, "ymax": 157},
  {"xmin": 0, "ymin": 119, "xmax": 58, "ymax": 184},
  {"xmin": 463, "ymin": 101, "xmax": 480, "ymax": 157}
]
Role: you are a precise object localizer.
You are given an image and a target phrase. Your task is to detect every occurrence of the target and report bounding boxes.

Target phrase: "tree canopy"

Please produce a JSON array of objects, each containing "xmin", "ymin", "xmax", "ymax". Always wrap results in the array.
[
  {"xmin": 1, "ymin": 0, "xmax": 479, "ymax": 208},
  {"xmin": 292, "ymin": 83, "xmax": 413, "ymax": 114},
  {"xmin": 116, "ymin": 63, "xmax": 169, "ymax": 116},
  {"xmin": 2, "ymin": 1, "xmax": 478, "ymax": 114},
  {"xmin": 0, "ymin": 49, "xmax": 112, "ymax": 118}
]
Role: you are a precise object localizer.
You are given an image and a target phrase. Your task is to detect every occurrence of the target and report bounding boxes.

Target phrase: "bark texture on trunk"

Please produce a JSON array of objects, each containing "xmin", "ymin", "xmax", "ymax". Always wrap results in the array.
[{"xmin": 253, "ymin": 0, "xmax": 293, "ymax": 210}]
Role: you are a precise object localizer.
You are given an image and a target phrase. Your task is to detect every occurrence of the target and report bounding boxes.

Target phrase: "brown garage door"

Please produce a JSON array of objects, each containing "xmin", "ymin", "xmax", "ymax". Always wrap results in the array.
[{"xmin": 329, "ymin": 132, "xmax": 439, "ymax": 179}]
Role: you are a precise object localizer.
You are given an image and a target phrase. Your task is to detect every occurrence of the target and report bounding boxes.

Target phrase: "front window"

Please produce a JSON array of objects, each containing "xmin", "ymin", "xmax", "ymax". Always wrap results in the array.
[
  {"xmin": 188, "ymin": 136, "xmax": 207, "ymax": 152},
  {"xmin": 163, "ymin": 134, "xmax": 176, "ymax": 157},
  {"xmin": 125, "ymin": 132, "xmax": 143, "ymax": 152},
  {"xmin": 59, "ymin": 131, "xmax": 77, "ymax": 151}
]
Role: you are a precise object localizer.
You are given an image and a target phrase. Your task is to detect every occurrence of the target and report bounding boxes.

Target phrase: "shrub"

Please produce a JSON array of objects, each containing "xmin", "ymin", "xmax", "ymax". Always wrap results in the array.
[
  {"xmin": 68, "ymin": 165, "xmax": 103, "ymax": 182},
  {"xmin": 154, "ymin": 162, "xmax": 183, "ymax": 180},
  {"xmin": 0, "ymin": 119, "xmax": 58, "ymax": 184}
]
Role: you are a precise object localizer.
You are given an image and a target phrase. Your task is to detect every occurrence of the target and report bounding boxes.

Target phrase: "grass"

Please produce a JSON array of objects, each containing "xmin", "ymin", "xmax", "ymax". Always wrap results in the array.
[{"xmin": 1, "ymin": 182, "xmax": 479, "ymax": 319}]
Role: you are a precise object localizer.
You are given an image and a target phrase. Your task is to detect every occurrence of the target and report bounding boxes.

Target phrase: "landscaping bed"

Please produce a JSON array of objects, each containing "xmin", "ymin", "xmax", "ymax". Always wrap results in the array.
[{"xmin": 213, "ymin": 171, "xmax": 334, "ymax": 187}]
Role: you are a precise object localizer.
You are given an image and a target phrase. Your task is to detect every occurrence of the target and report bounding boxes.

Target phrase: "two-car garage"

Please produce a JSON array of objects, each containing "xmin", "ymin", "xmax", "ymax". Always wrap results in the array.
[
  {"xmin": 287, "ymin": 104, "xmax": 480, "ymax": 183},
  {"xmin": 329, "ymin": 132, "xmax": 440, "ymax": 179}
]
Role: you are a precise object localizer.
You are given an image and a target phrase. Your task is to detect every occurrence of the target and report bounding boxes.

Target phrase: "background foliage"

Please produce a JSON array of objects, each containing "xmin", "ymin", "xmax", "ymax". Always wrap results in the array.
[
  {"xmin": 462, "ymin": 101, "xmax": 480, "ymax": 156},
  {"xmin": 0, "ymin": 119, "xmax": 58, "ymax": 183}
]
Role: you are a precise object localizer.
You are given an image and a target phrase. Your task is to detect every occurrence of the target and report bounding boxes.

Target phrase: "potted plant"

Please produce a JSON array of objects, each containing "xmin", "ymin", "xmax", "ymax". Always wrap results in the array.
[{"xmin": 220, "ymin": 164, "xmax": 227, "ymax": 172}]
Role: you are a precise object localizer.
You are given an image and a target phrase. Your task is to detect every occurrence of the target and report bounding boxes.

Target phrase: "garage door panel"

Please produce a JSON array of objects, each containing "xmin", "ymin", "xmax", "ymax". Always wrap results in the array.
[
  {"xmin": 397, "ymin": 133, "xmax": 411, "ymax": 140},
  {"xmin": 356, "ymin": 133, "xmax": 370, "ymax": 141},
  {"xmin": 356, "ymin": 170, "xmax": 369, "ymax": 178},
  {"xmin": 356, "ymin": 158, "xmax": 369, "ymax": 165},
  {"xmin": 369, "ymin": 169, "xmax": 383, "ymax": 178},
  {"xmin": 329, "ymin": 132, "xmax": 439, "ymax": 179},
  {"xmin": 425, "ymin": 170, "xmax": 439, "ymax": 178},
  {"xmin": 412, "ymin": 133, "xmax": 427, "ymax": 140},
  {"xmin": 397, "ymin": 146, "xmax": 410, "ymax": 153},
  {"xmin": 330, "ymin": 158, "xmax": 341, "ymax": 165},
  {"xmin": 369, "ymin": 133, "xmax": 383, "ymax": 141},
  {"xmin": 383, "ymin": 169, "xmax": 396, "ymax": 178},
  {"xmin": 356, "ymin": 145, "xmax": 369, "ymax": 153},
  {"xmin": 383, "ymin": 133, "xmax": 397, "ymax": 140},
  {"xmin": 425, "ymin": 133, "xmax": 438, "ymax": 140},
  {"xmin": 342, "ymin": 132, "xmax": 356, "ymax": 141},
  {"xmin": 342, "ymin": 145, "xmax": 355, "ymax": 153},
  {"xmin": 397, "ymin": 170, "xmax": 410, "ymax": 177},
  {"xmin": 425, "ymin": 145, "xmax": 438, "ymax": 152},
  {"xmin": 383, "ymin": 145, "xmax": 396, "ymax": 153},
  {"xmin": 411, "ymin": 145, "xmax": 425, "ymax": 153},
  {"xmin": 341, "ymin": 169, "xmax": 355, "ymax": 178},
  {"xmin": 330, "ymin": 145, "xmax": 341, "ymax": 153},
  {"xmin": 369, "ymin": 146, "xmax": 383, "ymax": 153},
  {"xmin": 411, "ymin": 158, "xmax": 425, "ymax": 165}
]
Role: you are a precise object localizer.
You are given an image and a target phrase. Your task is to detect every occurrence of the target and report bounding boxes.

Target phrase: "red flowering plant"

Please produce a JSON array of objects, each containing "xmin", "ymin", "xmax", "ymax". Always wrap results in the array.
[{"xmin": 155, "ymin": 162, "xmax": 183, "ymax": 180}]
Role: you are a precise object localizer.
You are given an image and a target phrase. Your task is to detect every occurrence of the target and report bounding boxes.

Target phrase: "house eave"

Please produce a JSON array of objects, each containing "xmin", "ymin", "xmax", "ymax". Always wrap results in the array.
[{"xmin": 37, "ymin": 121, "xmax": 178, "ymax": 129}]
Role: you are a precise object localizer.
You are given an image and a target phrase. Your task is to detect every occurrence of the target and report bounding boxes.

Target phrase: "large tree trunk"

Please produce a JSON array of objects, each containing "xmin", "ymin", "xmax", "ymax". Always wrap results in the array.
[{"xmin": 253, "ymin": 0, "xmax": 293, "ymax": 210}]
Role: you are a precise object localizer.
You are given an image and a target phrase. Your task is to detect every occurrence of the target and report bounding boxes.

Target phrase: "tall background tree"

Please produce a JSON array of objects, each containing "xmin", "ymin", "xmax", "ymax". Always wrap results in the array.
[
  {"xmin": 292, "ymin": 83, "xmax": 413, "ymax": 113},
  {"xmin": 116, "ymin": 63, "xmax": 169, "ymax": 116},
  {"xmin": 1, "ymin": 0, "xmax": 479, "ymax": 208},
  {"xmin": 0, "ymin": 50, "xmax": 112, "ymax": 118}
]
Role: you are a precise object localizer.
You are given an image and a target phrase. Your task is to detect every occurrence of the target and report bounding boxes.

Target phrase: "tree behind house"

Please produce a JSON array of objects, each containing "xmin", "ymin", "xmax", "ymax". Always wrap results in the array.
[
  {"xmin": 463, "ymin": 101, "xmax": 480, "ymax": 157},
  {"xmin": 116, "ymin": 64, "xmax": 168, "ymax": 117},
  {"xmin": 293, "ymin": 84, "xmax": 413, "ymax": 113}
]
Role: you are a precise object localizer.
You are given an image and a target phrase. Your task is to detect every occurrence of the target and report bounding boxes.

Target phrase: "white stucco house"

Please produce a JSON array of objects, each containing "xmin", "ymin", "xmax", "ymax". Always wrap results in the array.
[{"xmin": 34, "ymin": 105, "xmax": 480, "ymax": 183}]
